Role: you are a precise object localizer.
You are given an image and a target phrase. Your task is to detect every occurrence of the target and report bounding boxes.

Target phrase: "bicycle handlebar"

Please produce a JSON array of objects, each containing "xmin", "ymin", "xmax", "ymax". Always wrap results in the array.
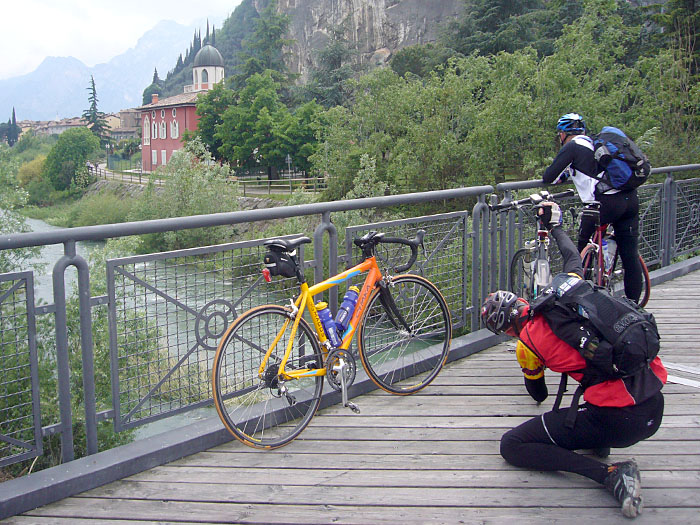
[
  {"xmin": 378, "ymin": 229, "xmax": 425, "ymax": 273},
  {"xmin": 489, "ymin": 189, "xmax": 575, "ymax": 211}
]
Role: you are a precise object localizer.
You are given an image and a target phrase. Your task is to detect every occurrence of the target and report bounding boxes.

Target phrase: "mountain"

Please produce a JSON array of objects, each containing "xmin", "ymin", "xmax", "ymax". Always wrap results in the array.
[{"xmin": 0, "ymin": 20, "xmax": 212, "ymax": 121}]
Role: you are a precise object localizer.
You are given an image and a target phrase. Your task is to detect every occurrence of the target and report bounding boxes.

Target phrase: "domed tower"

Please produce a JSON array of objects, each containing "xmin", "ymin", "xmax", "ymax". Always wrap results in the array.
[{"xmin": 192, "ymin": 44, "xmax": 224, "ymax": 92}]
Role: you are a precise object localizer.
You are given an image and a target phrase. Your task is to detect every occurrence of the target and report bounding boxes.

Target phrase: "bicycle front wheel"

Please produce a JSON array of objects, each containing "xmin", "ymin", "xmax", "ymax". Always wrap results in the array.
[
  {"xmin": 358, "ymin": 275, "xmax": 452, "ymax": 395},
  {"xmin": 581, "ymin": 244, "xmax": 603, "ymax": 286},
  {"xmin": 212, "ymin": 305, "xmax": 324, "ymax": 449},
  {"xmin": 509, "ymin": 248, "xmax": 535, "ymax": 301}
]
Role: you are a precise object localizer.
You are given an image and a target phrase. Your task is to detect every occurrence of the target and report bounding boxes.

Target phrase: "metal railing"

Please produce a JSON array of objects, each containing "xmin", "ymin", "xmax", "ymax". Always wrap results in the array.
[
  {"xmin": 0, "ymin": 164, "xmax": 699, "ymax": 492},
  {"xmin": 238, "ymin": 175, "xmax": 327, "ymax": 196}
]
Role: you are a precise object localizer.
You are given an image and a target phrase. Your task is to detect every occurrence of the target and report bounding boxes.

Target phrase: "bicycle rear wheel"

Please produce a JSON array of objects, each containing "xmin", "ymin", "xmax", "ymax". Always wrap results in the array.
[
  {"xmin": 509, "ymin": 248, "xmax": 535, "ymax": 301},
  {"xmin": 212, "ymin": 305, "xmax": 324, "ymax": 449},
  {"xmin": 609, "ymin": 253, "xmax": 651, "ymax": 308},
  {"xmin": 357, "ymin": 275, "xmax": 452, "ymax": 395}
]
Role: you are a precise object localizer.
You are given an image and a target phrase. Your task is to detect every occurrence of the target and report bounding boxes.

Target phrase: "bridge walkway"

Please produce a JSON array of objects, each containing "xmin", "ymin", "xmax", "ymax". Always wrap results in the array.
[{"xmin": 7, "ymin": 272, "xmax": 700, "ymax": 524}]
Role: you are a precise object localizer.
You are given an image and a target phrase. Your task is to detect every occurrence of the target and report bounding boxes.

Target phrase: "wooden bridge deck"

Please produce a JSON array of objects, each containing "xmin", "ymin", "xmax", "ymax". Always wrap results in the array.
[{"xmin": 6, "ymin": 273, "xmax": 700, "ymax": 524}]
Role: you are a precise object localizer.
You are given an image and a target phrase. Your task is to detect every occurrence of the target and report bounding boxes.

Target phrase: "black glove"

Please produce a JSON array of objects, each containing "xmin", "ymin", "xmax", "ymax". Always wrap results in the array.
[
  {"xmin": 537, "ymin": 202, "xmax": 563, "ymax": 230},
  {"xmin": 525, "ymin": 376, "xmax": 548, "ymax": 403}
]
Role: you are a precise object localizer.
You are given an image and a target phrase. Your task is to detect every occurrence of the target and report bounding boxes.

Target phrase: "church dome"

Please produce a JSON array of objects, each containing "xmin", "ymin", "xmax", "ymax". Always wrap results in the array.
[{"xmin": 193, "ymin": 45, "xmax": 224, "ymax": 67}]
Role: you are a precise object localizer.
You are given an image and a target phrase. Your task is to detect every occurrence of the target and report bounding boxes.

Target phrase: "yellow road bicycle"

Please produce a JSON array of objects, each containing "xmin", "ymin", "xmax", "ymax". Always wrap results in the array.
[{"xmin": 212, "ymin": 230, "xmax": 452, "ymax": 449}]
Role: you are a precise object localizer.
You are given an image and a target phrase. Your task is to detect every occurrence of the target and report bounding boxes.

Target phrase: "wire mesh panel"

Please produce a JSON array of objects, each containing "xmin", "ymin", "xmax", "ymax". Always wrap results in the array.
[
  {"xmin": 107, "ymin": 237, "xmax": 308, "ymax": 431},
  {"xmin": 637, "ymin": 183, "xmax": 664, "ymax": 266},
  {"xmin": 344, "ymin": 212, "xmax": 469, "ymax": 332},
  {"xmin": 0, "ymin": 272, "xmax": 41, "ymax": 467},
  {"xmin": 673, "ymin": 178, "xmax": 700, "ymax": 258}
]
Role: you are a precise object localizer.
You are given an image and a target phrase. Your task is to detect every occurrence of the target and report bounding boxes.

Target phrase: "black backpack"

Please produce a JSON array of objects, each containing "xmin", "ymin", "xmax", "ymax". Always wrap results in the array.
[
  {"xmin": 530, "ymin": 274, "xmax": 660, "ymax": 426},
  {"xmin": 592, "ymin": 126, "xmax": 651, "ymax": 191}
]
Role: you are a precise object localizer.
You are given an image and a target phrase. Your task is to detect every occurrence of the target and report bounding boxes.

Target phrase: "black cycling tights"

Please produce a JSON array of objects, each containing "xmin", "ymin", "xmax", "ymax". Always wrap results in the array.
[
  {"xmin": 578, "ymin": 190, "xmax": 642, "ymax": 302},
  {"xmin": 500, "ymin": 393, "xmax": 663, "ymax": 485}
]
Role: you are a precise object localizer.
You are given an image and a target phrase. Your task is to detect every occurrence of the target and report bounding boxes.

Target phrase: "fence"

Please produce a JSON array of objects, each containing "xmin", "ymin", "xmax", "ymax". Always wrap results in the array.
[
  {"xmin": 1, "ymin": 164, "xmax": 699, "ymax": 514},
  {"xmin": 238, "ymin": 175, "xmax": 327, "ymax": 195}
]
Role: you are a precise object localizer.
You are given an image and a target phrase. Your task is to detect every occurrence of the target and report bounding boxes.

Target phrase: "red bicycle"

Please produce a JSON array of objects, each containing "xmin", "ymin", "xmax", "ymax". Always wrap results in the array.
[{"xmin": 579, "ymin": 202, "xmax": 651, "ymax": 307}]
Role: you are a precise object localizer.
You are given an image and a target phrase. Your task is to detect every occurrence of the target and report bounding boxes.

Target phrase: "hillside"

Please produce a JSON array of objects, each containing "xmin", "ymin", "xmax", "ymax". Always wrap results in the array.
[{"xmin": 162, "ymin": 0, "xmax": 462, "ymax": 94}]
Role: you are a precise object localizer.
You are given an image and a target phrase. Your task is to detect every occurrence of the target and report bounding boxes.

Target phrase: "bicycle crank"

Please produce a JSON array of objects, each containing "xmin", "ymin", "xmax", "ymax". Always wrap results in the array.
[{"xmin": 325, "ymin": 349, "xmax": 360, "ymax": 414}]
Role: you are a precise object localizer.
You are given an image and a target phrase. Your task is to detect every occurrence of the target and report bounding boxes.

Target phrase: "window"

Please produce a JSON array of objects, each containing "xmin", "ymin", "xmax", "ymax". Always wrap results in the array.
[
  {"xmin": 152, "ymin": 150, "xmax": 158, "ymax": 165},
  {"xmin": 151, "ymin": 110, "xmax": 156, "ymax": 118},
  {"xmin": 152, "ymin": 120, "xmax": 158, "ymax": 139},
  {"xmin": 172, "ymin": 108, "xmax": 177, "ymax": 118},
  {"xmin": 159, "ymin": 121, "xmax": 167, "ymax": 139},
  {"xmin": 202, "ymin": 69, "xmax": 209, "ymax": 83},
  {"xmin": 143, "ymin": 116, "xmax": 150, "ymax": 145},
  {"xmin": 161, "ymin": 150, "xmax": 167, "ymax": 165},
  {"xmin": 170, "ymin": 120, "xmax": 179, "ymax": 139},
  {"xmin": 161, "ymin": 109, "xmax": 165, "ymax": 118}
]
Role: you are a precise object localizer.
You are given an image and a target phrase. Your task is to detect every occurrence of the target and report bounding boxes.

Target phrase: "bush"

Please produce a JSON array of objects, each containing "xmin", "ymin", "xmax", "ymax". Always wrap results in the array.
[
  {"xmin": 17, "ymin": 155, "xmax": 46, "ymax": 187},
  {"xmin": 64, "ymin": 193, "xmax": 135, "ymax": 227}
]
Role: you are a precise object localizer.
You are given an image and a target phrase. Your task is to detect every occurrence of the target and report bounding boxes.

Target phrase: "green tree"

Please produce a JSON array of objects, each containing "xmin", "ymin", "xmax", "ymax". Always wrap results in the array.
[
  {"xmin": 305, "ymin": 26, "xmax": 356, "ymax": 108},
  {"xmin": 230, "ymin": 0, "xmax": 295, "ymax": 90},
  {"xmin": 82, "ymin": 76, "xmax": 109, "ymax": 145},
  {"xmin": 216, "ymin": 70, "xmax": 289, "ymax": 170},
  {"xmin": 44, "ymin": 127, "xmax": 99, "ymax": 191},
  {"xmin": 190, "ymin": 82, "xmax": 237, "ymax": 157},
  {"xmin": 8, "ymin": 108, "xmax": 19, "ymax": 146}
]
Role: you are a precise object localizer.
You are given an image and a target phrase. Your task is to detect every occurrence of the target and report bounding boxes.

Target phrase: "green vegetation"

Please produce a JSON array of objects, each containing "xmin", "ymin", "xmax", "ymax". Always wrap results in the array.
[
  {"xmin": 82, "ymin": 76, "xmax": 109, "ymax": 145},
  {"xmin": 43, "ymin": 127, "xmax": 99, "ymax": 191}
]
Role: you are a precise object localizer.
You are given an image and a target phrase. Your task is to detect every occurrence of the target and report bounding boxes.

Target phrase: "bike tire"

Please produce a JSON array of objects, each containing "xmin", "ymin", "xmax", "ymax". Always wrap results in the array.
[
  {"xmin": 212, "ymin": 305, "xmax": 324, "ymax": 449},
  {"xmin": 357, "ymin": 275, "xmax": 452, "ymax": 395},
  {"xmin": 609, "ymin": 253, "xmax": 651, "ymax": 308},
  {"xmin": 581, "ymin": 244, "xmax": 602, "ymax": 286},
  {"xmin": 509, "ymin": 248, "xmax": 535, "ymax": 301}
]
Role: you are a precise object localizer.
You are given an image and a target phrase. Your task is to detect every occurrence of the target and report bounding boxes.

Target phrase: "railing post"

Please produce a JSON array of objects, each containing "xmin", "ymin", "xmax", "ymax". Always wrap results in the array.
[
  {"xmin": 661, "ymin": 172, "xmax": 677, "ymax": 267},
  {"xmin": 51, "ymin": 241, "xmax": 98, "ymax": 462},
  {"xmin": 313, "ymin": 212, "xmax": 338, "ymax": 311},
  {"xmin": 471, "ymin": 194, "xmax": 489, "ymax": 330}
]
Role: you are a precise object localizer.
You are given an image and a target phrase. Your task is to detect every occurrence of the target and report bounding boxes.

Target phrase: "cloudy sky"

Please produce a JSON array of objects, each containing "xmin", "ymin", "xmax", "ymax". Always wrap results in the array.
[{"xmin": 1, "ymin": 0, "xmax": 243, "ymax": 80}]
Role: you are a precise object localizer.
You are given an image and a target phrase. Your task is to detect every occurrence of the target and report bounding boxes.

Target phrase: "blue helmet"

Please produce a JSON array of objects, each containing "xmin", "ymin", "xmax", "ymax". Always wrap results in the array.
[{"xmin": 556, "ymin": 113, "xmax": 586, "ymax": 135}]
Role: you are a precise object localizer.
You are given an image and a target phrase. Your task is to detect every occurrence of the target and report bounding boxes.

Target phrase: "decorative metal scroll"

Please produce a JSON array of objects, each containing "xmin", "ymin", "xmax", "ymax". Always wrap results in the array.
[{"xmin": 106, "ymin": 237, "xmax": 306, "ymax": 431}]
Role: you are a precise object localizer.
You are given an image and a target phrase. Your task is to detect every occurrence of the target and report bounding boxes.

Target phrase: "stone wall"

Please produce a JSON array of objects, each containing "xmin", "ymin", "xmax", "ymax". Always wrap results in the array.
[{"xmin": 268, "ymin": 0, "xmax": 463, "ymax": 81}]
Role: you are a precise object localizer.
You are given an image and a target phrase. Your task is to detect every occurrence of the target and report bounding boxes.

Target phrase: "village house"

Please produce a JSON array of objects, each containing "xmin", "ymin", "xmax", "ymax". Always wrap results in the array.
[{"xmin": 139, "ymin": 44, "xmax": 224, "ymax": 172}]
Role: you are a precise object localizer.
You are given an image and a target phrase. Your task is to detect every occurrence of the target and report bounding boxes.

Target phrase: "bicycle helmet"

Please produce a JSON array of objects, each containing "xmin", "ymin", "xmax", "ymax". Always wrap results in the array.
[
  {"xmin": 481, "ymin": 290, "xmax": 529, "ymax": 335},
  {"xmin": 556, "ymin": 113, "xmax": 587, "ymax": 135}
]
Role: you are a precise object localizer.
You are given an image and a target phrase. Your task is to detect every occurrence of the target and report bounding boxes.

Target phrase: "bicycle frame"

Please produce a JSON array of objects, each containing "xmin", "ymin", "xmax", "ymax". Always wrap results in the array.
[{"xmin": 259, "ymin": 255, "xmax": 384, "ymax": 381}]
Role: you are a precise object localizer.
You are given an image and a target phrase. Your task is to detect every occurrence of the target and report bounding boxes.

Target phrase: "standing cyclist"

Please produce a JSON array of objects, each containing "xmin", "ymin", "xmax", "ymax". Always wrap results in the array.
[
  {"xmin": 542, "ymin": 112, "xmax": 644, "ymax": 303},
  {"xmin": 481, "ymin": 202, "xmax": 666, "ymax": 519}
]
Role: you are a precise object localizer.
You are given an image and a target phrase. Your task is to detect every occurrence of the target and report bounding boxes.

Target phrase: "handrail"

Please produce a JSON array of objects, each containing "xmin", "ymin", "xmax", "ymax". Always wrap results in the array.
[{"xmin": 0, "ymin": 185, "xmax": 493, "ymax": 249}]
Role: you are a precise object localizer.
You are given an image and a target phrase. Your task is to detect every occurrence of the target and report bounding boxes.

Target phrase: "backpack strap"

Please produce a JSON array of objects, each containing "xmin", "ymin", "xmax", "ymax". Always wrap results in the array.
[
  {"xmin": 553, "ymin": 373, "xmax": 568, "ymax": 412},
  {"xmin": 552, "ymin": 373, "xmax": 585, "ymax": 429}
]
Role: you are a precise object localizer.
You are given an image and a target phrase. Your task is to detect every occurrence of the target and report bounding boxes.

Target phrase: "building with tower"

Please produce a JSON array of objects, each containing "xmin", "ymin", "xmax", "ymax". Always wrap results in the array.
[{"xmin": 139, "ymin": 44, "xmax": 224, "ymax": 172}]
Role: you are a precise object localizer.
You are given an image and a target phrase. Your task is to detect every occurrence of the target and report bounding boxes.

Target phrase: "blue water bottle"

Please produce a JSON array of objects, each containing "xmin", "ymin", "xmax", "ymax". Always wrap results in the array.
[
  {"xmin": 316, "ymin": 302, "xmax": 341, "ymax": 347},
  {"xmin": 335, "ymin": 286, "xmax": 360, "ymax": 334}
]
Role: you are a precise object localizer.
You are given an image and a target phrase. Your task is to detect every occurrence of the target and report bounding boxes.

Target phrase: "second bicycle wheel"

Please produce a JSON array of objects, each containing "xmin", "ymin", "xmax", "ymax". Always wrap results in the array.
[
  {"xmin": 212, "ymin": 305, "xmax": 324, "ymax": 449},
  {"xmin": 609, "ymin": 253, "xmax": 651, "ymax": 307},
  {"xmin": 509, "ymin": 247, "xmax": 535, "ymax": 301},
  {"xmin": 357, "ymin": 275, "xmax": 452, "ymax": 395}
]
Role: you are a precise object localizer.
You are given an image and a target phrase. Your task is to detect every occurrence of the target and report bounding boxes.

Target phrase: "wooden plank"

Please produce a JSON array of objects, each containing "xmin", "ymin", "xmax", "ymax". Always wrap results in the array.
[{"xmin": 18, "ymin": 499, "xmax": 700, "ymax": 525}]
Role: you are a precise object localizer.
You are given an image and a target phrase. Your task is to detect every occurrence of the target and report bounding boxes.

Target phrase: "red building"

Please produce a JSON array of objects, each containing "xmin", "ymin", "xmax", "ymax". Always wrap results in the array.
[{"xmin": 140, "ymin": 45, "xmax": 225, "ymax": 172}]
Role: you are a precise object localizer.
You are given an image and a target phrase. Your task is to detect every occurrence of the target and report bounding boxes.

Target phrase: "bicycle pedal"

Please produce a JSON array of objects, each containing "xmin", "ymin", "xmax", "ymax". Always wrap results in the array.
[
  {"xmin": 346, "ymin": 401, "xmax": 360, "ymax": 414},
  {"xmin": 285, "ymin": 393, "xmax": 297, "ymax": 406}
]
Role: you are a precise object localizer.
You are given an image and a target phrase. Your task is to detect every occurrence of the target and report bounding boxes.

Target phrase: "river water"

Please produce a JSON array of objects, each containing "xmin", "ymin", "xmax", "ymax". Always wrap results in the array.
[{"xmin": 22, "ymin": 216, "xmax": 217, "ymax": 439}]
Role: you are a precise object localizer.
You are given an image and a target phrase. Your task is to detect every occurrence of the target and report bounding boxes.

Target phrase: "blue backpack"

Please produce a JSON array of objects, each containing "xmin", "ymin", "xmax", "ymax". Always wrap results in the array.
[{"xmin": 592, "ymin": 126, "xmax": 651, "ymax": 191}]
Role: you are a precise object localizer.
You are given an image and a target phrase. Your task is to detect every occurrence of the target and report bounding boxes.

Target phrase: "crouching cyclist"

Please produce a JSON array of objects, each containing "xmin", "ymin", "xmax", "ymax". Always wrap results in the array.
[{"xmin": 481, "ymin": 201, "xmax": 666, "ymax": 519}]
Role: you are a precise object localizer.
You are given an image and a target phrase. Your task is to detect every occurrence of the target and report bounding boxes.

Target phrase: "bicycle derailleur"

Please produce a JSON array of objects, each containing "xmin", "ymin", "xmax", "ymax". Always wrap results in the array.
[
  {"xmin": 263, "ymin": 362, "xmax": 297, "ymax": 407},
  {"xmin": 325, "ymin": 348, "xmax": 360, "ymax": 414}
]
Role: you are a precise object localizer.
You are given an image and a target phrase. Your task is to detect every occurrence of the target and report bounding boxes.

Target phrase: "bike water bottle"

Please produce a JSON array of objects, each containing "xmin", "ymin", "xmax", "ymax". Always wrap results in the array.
[
  {"xmin": 335, "ymin": 286, "xmax": 360, "ymax": 333},
  {"xmin": 602, "ymin": 239, "xmax": 611, "ymax": 271},
  {"xmin": 606, "ymin": 238, "xmax": 617, "ymax": 270},
  {"xmin": 316, "ymin": 302, "xmax": 341, "ymax": 347}
]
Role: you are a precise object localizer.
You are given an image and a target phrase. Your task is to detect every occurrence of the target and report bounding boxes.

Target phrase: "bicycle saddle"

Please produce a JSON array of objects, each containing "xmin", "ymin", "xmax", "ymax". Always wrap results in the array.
[{"xmin": 264, "ymin": 236, "xmax": 312, "ymax": 252}]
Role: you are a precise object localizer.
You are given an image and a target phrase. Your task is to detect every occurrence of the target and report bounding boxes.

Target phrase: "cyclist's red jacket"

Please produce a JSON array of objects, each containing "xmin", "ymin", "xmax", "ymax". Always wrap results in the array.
[{"xmin": 516, "ymin": 225, "xmax": 667, "ymax": 408}]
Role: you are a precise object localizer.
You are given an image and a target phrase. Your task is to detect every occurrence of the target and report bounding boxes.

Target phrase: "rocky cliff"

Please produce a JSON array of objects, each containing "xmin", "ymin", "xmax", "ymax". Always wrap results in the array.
[{"xmin": 264, "ymin": 0, "xmax": 463, "ymax": 81}]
